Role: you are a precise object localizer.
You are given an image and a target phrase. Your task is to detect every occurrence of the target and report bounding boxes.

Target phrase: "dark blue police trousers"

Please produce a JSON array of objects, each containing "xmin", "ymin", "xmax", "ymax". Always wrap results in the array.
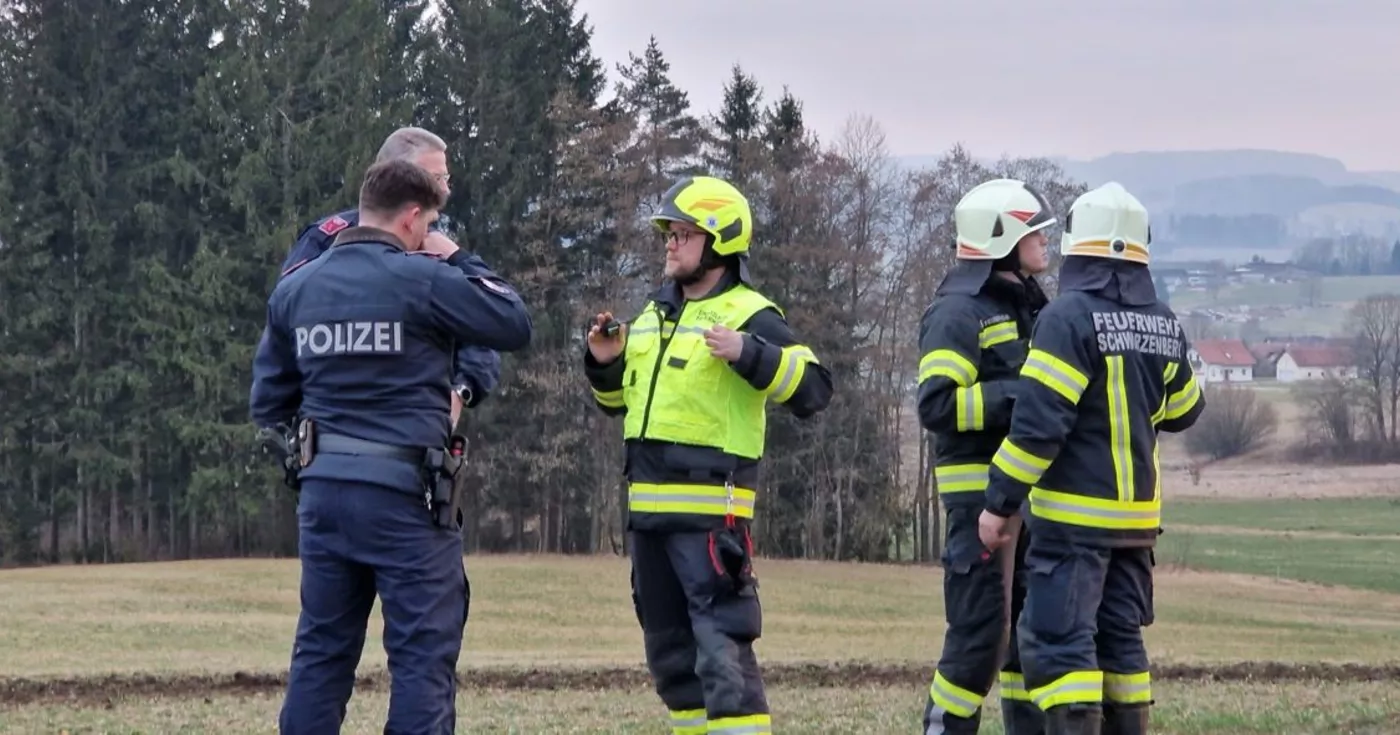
[{"xmin": 279, "ymin": 478, "xmax": 469, "ymax": 735}]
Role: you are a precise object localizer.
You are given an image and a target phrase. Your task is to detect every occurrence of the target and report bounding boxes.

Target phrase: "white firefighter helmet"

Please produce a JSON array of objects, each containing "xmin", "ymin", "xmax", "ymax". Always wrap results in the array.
[
  {"xmin": 953, "ymin": 178, "xmax": 1056, "ymax": 261},
  {"xmin": 1061, "ymin": 182, "xmax": 1151, "ymax": 264}
]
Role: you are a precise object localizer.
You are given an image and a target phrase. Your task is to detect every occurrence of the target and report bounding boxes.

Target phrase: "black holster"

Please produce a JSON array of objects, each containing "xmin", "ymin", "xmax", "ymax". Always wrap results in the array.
[
  {"xmin": 256, "ymin": 422, "xmax": 303, "ymax": 491},
  {"xmin": 422, "ymin": 434, "xmax": 469, "ymax": 530}
]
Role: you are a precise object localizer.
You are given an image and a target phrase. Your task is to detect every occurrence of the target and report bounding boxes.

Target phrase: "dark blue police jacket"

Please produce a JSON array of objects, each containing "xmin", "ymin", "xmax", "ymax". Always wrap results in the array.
[
  {"xmin": 283, "ymin": 209, "xmax": 502, "ymax": 406},
  {"xmin": 251, "ymin": 225, "xmax": 533, "ymax": 493}
]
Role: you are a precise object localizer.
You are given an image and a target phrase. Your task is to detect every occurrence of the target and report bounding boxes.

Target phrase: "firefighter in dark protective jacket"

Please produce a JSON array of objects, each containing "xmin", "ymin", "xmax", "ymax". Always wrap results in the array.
[
  {"xmin": 583, "ymin": 175, "xmax": 834, "ymax": 735},
  {"xmin": 978, "ymin": 182, "xmax": 1206, "ymax": 735},
  {"xmin": 918, "ymin": 178, "xmax": 1056, "ymax": 735},
  {"xmin": 250, "ymin": 159, "xmax": 533, "ymax": 734}
]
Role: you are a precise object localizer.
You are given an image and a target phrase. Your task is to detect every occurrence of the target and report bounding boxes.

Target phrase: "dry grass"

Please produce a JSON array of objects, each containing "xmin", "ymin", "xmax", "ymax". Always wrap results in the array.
[
  {"xmin": 4, "ymin": 680, "xmax": 1398, "ymax": 734},
  {"xmin": 3, "ymin": 556, "xmax": 1400, "ymax": 682},
  {"xmin": 2, "ymin": 553, "xmax": 1399, "ymax": 732}
]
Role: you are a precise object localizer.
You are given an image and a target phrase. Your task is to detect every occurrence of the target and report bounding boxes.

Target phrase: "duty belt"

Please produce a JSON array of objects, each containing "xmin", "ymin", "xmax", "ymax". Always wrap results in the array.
[{"xmin": 316, "ymin": 432, "xmax": 426, "ymax": 464}]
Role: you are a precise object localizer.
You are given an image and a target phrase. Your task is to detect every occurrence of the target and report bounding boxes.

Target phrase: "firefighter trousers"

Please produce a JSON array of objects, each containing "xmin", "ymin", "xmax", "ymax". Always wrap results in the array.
[
  {"xmin": 279, "ymin": 479, "xmax": 470, "ymax": 735},
  {"xmin": 629, "ymin": 527, "xmax": 770, "ymax": 735},
  {"xmin": 924, "ymin": 504, "xmax": 1044, "ymax": 735},
  {"xmin": 1017, "ymin": 531, "xmax": 1155, "ymax": 733}
]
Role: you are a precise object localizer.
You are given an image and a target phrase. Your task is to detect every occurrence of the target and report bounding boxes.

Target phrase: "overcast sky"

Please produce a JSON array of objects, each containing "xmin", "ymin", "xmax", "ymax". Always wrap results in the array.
[{"xmin": 576, "ymin": 0, "xmax": 1400, "ymax": 171}]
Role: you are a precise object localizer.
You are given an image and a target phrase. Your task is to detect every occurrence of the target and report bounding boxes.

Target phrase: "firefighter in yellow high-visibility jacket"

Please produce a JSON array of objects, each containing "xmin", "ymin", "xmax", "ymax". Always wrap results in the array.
[
  {"xmin": 980, "ymin": 182, "xmax": 1206, "ymax": 735},
  {"xmin": 583, "ymin": 175, "xmax": 834, "ymax": 735}
]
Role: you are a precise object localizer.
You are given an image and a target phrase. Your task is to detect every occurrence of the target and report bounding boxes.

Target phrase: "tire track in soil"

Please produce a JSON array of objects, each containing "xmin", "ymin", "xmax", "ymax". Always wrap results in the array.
[{"xmin": 2, "ymin": 662, "xmax": 1398, "ymax": 707}]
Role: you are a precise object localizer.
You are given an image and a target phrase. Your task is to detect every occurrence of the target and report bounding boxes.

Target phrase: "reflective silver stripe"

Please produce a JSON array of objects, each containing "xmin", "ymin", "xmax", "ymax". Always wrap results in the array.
[
  {"xmin": 934, "ymin": 465, "xmax": 989, "ymax": 489},
  {"xmin": 994, "ymin": 444, "xmax": 1042, "ymax": 481},
  {"xmin": 921, "ymin": 355, "xmax": 975, "ymax": 385},
  {"xmin": 1166, "ymin": 381, "xmax": 1198, "ymax": 415},
  {"xmin": 930, "ymin": 677, "xmax": 982, "ymax": 714},
  {"xmin": 1106, "ymin": 356, "xmax": 1133, "ymax": 503},
  {"xmin": 979, "ymin": 321, "xmax": 1018, "ymax": 347},
  {"xmin": 958, "ymin": 384, "xmax": 980, "ymax": 430},
  {"xmin": 1033, "ymin": 498, "xmax": 1157, "ymax": 521},
  {"xmin": 708, "ymin": 726, "xmax": 770, "ymax": 735},
  {"xmin": 669, "ymin": 714, "xmax": 706, "ymax": 728},
  {"xmin": 769, "ymin": 346, "xmax": 814, "ymax": 399},
  {"xmin": 1024, "ymin": 354, "xmax": 1086, "ymax": 398},
  {"xmin": 1032, "ymin": 680, "xmax": 1101, "ymax": 708},
  {"xmin": 628, "ymin": 493, "xmax": 756, "ymax": 512},
  {"xmin": 1105, "ymin": 680, "xmax": 1151, "ymax": 699}
]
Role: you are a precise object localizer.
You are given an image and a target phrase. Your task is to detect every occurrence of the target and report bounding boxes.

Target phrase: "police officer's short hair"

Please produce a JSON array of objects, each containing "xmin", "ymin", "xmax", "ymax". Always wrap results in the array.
[
  {"xmin": 359, "ymin": 159, "xmax": 446, "ymax": 215},
  {"xmin": 375, "ymin": 127, "xmax": 447, "ymax": 163}
]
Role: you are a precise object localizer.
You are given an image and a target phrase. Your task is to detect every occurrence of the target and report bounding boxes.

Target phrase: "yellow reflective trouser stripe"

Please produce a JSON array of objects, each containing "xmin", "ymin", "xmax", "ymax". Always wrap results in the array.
[
  {"xmin": 979, "ymin": 321, "xmax": 1018, "ymax": 348},
  {"xmin": 955, "ymin": 383, "xmax": 985, "ymax": 431},
  {"xmin": 669, "ymin": 708, "xmax": 707, "ymax": 735},
  {"xmin": 999, "ymin": 671, "xmax": 1033, "ymax": 701},
  {"xmin": 1031, "ymin": 670, "xmax": 1103, "ymax": 709},
  {"xmin": 591, "ymin": 386, "xmax": 624, "ymax": 409},
  {"xmin": 628, "ymin": 483, "xmax": 756, "ymax": 518},
  {"xmin": 992, "ymin": 439, "xmax": 1052, "ymax": 485},
  {"xmin": 765, "ymin": 345, "xmax": 816, "ymax": 403},
  {"xmin": 707, "ymin": 713, "xmax": 771, "ymax": 733},
  {"xmin": 1104, "ymin": 671, "xmax": 1152, "ymax": 704},
  {"xmin": 934, "ymin": 463, "xmax": 989, "ymax": 494},
  {"xmin": 1021, "ymin": 348, "xmax": 1089, "ymax": 403},
  {"xmin": 929, "ymin": 670, "xmax": 984, "ymax": 718},
  {"xmin": 1164, "ymin": 372, "xmax": 1201, "ymax": 420},
  {"xmin": 919, "ymin": 349, "xmax": 977, "ymax": 386},
  {"xmin": 1029, "ymin": 488, "xmax": 1161, "ymax": 530},
  {"xmin": 1105, "ymin": 356, "xmax": 1134, "ymax": 503}
]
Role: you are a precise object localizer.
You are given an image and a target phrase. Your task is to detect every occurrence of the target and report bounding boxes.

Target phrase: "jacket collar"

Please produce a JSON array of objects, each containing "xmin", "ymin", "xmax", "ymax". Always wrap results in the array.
[{"xmin": 331, "ymin": 225, "xmax": 409, "ymax": 252}]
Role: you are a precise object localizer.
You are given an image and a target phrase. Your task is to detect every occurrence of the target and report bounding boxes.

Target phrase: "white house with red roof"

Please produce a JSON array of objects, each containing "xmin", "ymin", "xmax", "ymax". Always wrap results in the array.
[
  {"xmin": 1276, "ymin": 343, "xmax": 1358, "ymax": 382},
  {"xmin": 1188, "ymin": 338, "xmax": 1256, "ymax": 383}
]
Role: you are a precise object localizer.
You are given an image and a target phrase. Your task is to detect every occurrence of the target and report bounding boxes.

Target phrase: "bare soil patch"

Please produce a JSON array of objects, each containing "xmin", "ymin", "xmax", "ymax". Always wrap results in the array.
[{"xmin": 3, "ymin": 661, "xmax": 1398, "ymax": 709}]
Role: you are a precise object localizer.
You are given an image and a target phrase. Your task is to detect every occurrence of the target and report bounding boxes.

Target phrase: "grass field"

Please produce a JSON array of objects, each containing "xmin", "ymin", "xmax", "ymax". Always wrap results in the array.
[
  {"xmin": 1169, "ymin": 274, "xmax": 1400, "ymax": 311},
  {"xmin": 4, "ymin": 488, "xmax": 1400, "ymax": 735}
]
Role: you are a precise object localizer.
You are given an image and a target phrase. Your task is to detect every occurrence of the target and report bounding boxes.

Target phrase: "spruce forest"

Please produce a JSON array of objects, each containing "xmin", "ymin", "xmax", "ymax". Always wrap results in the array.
[{"xmin": 0, "ymin": 0, "xmax": 1089, "ymax": 567}]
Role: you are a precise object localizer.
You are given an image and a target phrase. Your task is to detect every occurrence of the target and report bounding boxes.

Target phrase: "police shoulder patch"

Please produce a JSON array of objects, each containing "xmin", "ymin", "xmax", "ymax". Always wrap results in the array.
[
  {"xmin": 318, "ymin": 215, "xmax": 350, "ymax": 236},
  {"xmin": 474, "ymin": 277, "xmax": 515, "ymax": 297}
]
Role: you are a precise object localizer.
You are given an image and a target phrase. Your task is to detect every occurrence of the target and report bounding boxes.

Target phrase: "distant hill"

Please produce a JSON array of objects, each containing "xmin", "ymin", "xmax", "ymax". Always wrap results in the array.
[{"xmin": 895, "ymin": 149, "xmax": 1400, "ymax": 253}]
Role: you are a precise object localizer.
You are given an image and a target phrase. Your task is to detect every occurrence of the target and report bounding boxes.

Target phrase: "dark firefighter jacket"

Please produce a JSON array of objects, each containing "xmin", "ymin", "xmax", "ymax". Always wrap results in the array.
[
  {"xmin": 917, "ymin": 261, "xmax": 1049, "ymax": 508},
  {"xmin": 984, "ymin": 257, "xmax": 1206, "ymax": 547},
  {"xmin": 584, "ymin": 269, "xmax": 834, "ymax": 532}
]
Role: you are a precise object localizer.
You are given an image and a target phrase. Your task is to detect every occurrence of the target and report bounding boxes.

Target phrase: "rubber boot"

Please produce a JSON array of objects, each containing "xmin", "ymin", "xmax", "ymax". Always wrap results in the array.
[
  {"xmin": 1102, "ymin": 703, "xmax": 1149, "ymax": 735},
  {"xmin": 1002, "ymin": 698, "xmax": 1047, "ymax": 735},
  {"xmin": 921, "ymin": 700, "xmax": 981, "ymax": 735},
  {"xmin": 1044, "ymin": 704, "xmax": 1103, "ymax": 735}
]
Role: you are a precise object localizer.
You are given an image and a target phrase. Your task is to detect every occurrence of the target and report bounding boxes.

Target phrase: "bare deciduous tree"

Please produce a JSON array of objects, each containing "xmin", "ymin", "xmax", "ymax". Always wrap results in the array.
[
  {"xmin": 1348, "ymin": 295, "xmax": 1400, "ymax": 443},
  {"xmin": 1183, "ymin": 384, "xmax": 1278, "ymax": 460}
]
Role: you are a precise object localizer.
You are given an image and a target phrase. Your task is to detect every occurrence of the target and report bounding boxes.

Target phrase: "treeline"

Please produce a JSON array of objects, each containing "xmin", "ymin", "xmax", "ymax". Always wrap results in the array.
[
  {"xmin": 1293, "ymin": 235, "xmax": 1400, "ymax": 277},
  {"xmin": 0, "ymin": 0, "xmax": 1087, "ymax": 567}
]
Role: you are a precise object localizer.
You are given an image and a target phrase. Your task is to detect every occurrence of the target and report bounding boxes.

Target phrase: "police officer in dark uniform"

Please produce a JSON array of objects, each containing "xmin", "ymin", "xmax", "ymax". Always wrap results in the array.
[
  {"xmin": 918, "ymin": 178, "xmax": 1056, "ymax": 735},
  {"xmin": 979, "ymin": 182, "xmax": 1205, "ymax": 735},
  {"xmin": 250, "ymin": 158, "xmax": 533, "ymax": 734},
  {"xmin": 583, "ymin": 175, "xmax": 833, "ymax": 735},
  {"xmin": 281, "ymin": 127, "xmax": 502, "ymax": 422}
]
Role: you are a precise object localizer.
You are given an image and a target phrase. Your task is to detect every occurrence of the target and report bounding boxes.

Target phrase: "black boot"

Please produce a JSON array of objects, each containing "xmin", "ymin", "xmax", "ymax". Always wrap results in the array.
[
  {"xmin": 921, "ymin": 699, "xmax": 981, "ymax": 735},
  {"xmin": 1102, "ymin": 703, "xmax": 1149, "ymax": 734},
  {"xmin": 1044, "ymin": 704, "xmax": 1103, "ymax": 735},
  {"xmin": 1001, "ymin": 698, "xmax": 1047, "ymax": 735}
]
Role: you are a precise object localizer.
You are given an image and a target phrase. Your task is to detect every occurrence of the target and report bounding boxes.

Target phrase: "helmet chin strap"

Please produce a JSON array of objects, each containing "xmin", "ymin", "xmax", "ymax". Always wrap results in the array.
[{"xmin": 675, "ymin": 235, "xmax": 726, "ymax": 286}]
